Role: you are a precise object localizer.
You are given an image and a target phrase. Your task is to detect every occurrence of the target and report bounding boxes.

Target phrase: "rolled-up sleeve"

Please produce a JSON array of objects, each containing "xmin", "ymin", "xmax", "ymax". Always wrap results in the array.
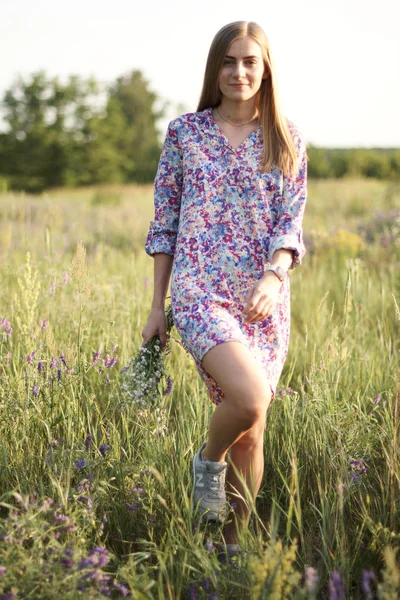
[
  {"xmin": 145, "ymin": 120, "xmax": 183, "ymax": 257},
  {"xmin": 268, "ymin": 129, "xmax": 308, "ymax": 269}
]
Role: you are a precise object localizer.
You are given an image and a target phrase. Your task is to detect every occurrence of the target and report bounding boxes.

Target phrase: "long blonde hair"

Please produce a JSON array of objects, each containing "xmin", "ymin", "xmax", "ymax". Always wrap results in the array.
[{"xmin": 197, "ymin": 21, "xmax": 299, "ymax": 177}]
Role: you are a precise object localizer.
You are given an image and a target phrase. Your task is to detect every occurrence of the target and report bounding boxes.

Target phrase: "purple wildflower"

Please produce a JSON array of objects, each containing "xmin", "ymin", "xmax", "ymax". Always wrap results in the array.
[
  {"xmin": 374, "ymin": 394, "xmax": 381, "ymax": 404},
  {"xmin": 32, "ymin": 384, "xmax": 39, "ymax": 397},
  {"xmin": 188, "ymin": 583, "xmax": 197, "ymax": 600},
  {"xmin": 27, "ymin": 350, "xmax": 38, "ymax": 365},
  {"xmin": 0, "ymin": 592, "xmax": 17, "ymax": 600},
  {"xmin": 125, "ymin": 502, "xmax": 141, "ymax": 512},
  {"xmin": 305, "ymin": 567, "xmax": 319, "ymax": 593},
  {"xmin": 328, "ymin": 570, "xmax": 346, "ymax": 600},
  {"xmin": 113, "ymin": 582, "xmax": 129, "ymax": 597},
  {"xmin": 60, "ymin": 353, "xmax": 68, "ymax": 368},
  {"xmin": 163, "ymin": 376, "xmax": 173, "ymax": 396},
  {"xmin": 57, "ymin": 368, "xmax": 62, "ymax": 382},
  {"xmin": 0, "ymin": 317, "xmax": 13, "ymax": 337},
  {"xmin": 38, "ymin": 360, "xmax": 44, "ymax": 372},
  {"xmin": 0, "ymin": 566, "xmax": 6, "ymax": 576},
  {"xmin": 50, "ymin": 357, "xmax": 57, "ymax": 368},
  {"xmin": 75, "ymin": 459, "xmax": 87, "ymax": 469},
  {"xmin": 104, "ymin": 354, "xmax": 118, "ymax": 368},
  {"xmin": 88, "ymin": 547, "xmax": 109, "ymax": 568},
  {"xmin": 99, "ymin": 444, "xmax": 108, "ymax": 457},
  {"xmin": 42, "ymin": 319, "xmax": 48, "ymax": 330},
  {"xmin": 78, "ymin": 557, "xmax": 96, "ymax": 570},
  {"xmin": 84, "ymin": 434, "xmax": 94, "ymax": 450},
  {"xmin": 101, "ymin": 588, "xmax": 111, "ymax": 597},
  {"xmin": 91, "ymin": 351, "xmax": 101, "ymax": 367},
  {"xmin": 350, "ymin": 459, "xmax": 367, "ymax": 476},
  {"xmin": 361, "ymin": 570, "xmax": 375, "ymax": 599},
  {"xmin": 55, "ymin": 514, "xmax": 69, "ymax": 523}
]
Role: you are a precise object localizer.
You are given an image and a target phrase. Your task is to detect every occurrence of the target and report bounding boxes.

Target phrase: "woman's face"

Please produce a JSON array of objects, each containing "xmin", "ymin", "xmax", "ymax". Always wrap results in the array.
[{"xmin": 218, "ymin": 36, "xmax": 267, "ymax": 103}]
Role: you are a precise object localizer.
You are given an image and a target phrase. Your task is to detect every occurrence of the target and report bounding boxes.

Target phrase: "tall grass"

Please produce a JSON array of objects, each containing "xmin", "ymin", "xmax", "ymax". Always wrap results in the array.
[{"xmin": 0, "ymin": 178, "xmax": 399, "ymax": 599}]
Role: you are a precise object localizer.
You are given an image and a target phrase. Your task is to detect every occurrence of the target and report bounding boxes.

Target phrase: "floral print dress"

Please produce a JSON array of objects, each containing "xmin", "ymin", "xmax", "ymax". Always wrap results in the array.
[{"xmin": 145, "ymin": 106, "xmax": 307, "ymax": 406}]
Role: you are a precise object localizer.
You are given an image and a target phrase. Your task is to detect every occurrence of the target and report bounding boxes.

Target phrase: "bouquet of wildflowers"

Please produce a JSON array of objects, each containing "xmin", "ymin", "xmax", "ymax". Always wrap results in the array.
[{"xmin": 118, "ymin": 305, "xmax": 175, "ymax": 408}]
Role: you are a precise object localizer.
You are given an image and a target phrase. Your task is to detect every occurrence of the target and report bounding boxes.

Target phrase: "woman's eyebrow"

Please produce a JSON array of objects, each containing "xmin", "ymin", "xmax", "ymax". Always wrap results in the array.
[{"xmin": 225, "ymin": 55, "xmax": 259, "ymax": 59}]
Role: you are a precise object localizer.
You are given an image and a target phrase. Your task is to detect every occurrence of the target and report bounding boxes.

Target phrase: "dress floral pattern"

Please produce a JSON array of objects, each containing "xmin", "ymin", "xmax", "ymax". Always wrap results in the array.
[{"xmin": 145, "ymin": 106, "xmax": 307, "ymax": 406}]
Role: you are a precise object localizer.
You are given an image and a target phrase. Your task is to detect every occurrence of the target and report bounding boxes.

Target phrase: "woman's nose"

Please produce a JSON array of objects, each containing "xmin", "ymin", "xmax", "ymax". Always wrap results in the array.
[{"xmin": 233, "ymin": 61, "xmax": 246, "ymax": 78}]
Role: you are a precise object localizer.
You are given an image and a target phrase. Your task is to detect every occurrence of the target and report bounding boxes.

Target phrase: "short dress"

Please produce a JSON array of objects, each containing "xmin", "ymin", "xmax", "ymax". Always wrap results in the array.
[{"xmin": 145, "ymin": 106, "xmax": 307, "ymax": 406}]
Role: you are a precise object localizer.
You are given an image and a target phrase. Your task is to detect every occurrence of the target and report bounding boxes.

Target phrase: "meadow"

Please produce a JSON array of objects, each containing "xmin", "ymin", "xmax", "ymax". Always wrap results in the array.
[{"xmin": 0, "ymin": 177, "xmax": 399, "ymax": 599}]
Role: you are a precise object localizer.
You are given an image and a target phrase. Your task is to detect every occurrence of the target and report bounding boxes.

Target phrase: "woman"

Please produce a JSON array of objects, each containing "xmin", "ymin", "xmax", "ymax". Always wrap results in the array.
[{"xmin": 142, "ymin": 20, "xmax": 308, "ymax": 559}]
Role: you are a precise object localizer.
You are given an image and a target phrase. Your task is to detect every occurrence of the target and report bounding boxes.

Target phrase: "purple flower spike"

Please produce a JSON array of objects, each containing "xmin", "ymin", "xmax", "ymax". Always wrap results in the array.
[
  {"xmin": 361, "ymin": 570, "xmax": 375, "ymax": 599},
  {"xmin": 305, "ymin": 566, "xmax": 318, "ymax": 593},
  {"xmin": 50, "ymin": 357, "xmax": 57, "ymax": 368},
  {"xmin": 374, "ymin": 394, "xmax": 381, "ymax": 404},
  {"xmin": 75, "ymin": 459, "xmax": 87, "ymax": 469},
  {"xmin": 113, "ymin": 582, "xmax": 130, "ymax": 597},
  {"xmin": 91, "ymin": 351, "xmax": 101, "ymax": 367},
  {"xmin": 188, "ymin": 583, "xmax": 197, "ymax": 600},
  {"xmin": 57, "ymin": 368, "xmax": 62, "ymax": 382},
  {"xmin": 27, "ymin": 350, "xmax": 38, "ymax": 365},
  {"xmin": 104, "ymin": 354, "xmax": 118, "ymax": 368},
  {"xmin": 60, "ymin": 353, "xmax": 68, "ymax": 368},
  {"xmin": 0, "ymin": 317, "xmax": 13, "ymax": 337},
  {"xmin": 163, "ymin": 376, "xmax": 173, "ymax": 396},
  {"xmin": 32, "ymin": 384, "xmax": 39, "ymax": 397},
  {"xmin": 99, "ymin": 444, "xmax": 108, "ymax": 457},
  {"xmin": 84, "ymin": 434, "xmax": 94, "ymax": 450},
  {"xmin": 328, "ymin": 569, "xmax": 346, "ymax": 600},
  {"xmin": 0, "ymin": 592, "xmax": 17, "ymax": 600},
  {"xmin": 125, "ymin": 502, "xmax": 141, "ymax": 512},
  {"xmin": 38, "ymin": 360, "xmax": 44, "ymax": 372}
]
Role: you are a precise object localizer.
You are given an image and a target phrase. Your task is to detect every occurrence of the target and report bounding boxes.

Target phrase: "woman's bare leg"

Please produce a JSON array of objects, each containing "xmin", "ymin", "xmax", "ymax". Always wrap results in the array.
[
  {"xmin": 223, "ymin": 419, "xmax": 266, "ymax": 544},
  {"xmin": 200, "ymin": 342, "xmax": 271, "ymax": 543}
]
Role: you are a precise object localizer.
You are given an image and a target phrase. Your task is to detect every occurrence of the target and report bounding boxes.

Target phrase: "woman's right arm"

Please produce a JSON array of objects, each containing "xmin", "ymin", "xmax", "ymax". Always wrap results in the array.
[
  {"xmin": 141, "ymin": 253, "xmax": 173, "ymax": 347},
  {"xmin": 142, "ymin": 119, "xmax": 183, "ymax": 347}
]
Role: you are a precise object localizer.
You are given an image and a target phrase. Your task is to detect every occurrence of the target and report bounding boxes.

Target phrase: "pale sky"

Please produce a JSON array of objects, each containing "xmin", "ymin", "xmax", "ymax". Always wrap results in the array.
[{"xmin": 1, "ymin": 0, "xmax": 399, "ymax": 147}]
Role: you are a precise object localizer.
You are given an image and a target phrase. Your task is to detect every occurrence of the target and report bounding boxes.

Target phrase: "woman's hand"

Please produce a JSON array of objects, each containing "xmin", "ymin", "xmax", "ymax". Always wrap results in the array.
[
  {"xmin": 141, "ymin": 306, "xmax": 168, "ymax": 348},
  {"xmin": 241, "ymin": 273, "xmax": 282, "ymax": 323}
]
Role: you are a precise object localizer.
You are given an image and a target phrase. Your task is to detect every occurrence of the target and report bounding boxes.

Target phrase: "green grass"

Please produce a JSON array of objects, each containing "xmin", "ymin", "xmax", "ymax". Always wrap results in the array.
[{"xmin": 0, "ymin": 178, "xmax": 399, "ymax": 599}]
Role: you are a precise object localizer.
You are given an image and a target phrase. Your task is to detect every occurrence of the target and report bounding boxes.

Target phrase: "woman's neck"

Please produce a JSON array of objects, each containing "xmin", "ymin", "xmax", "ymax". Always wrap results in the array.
[{"xmin": 217, "ymin": 99, "xmax": 259, "ymax": 125}]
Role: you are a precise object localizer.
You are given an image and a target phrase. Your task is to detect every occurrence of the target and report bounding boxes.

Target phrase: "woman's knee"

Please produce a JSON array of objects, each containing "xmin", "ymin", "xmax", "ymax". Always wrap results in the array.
[{"xmin": 202, "ymin": 341, "xmax": 271, "ymax": 424}]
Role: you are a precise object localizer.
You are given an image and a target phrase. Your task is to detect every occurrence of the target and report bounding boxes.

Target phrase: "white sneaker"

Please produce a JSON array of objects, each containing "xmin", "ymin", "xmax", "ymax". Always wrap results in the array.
[{"xmin": 192, "ymin": 441, "xmax": 227, "ymax": 523}]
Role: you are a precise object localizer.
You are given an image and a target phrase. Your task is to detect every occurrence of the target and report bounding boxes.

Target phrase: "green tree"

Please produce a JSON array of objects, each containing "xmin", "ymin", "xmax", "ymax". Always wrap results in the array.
[{"xmin": 107, "ymin": 70, "xmax": 166, "ymax": 182}]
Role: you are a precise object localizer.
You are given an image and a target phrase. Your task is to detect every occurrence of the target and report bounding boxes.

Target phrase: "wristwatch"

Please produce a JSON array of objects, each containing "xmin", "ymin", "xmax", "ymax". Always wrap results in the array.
[{"xmin": 264, "ymin": 265, "xmax": 287, "ymax": 283}]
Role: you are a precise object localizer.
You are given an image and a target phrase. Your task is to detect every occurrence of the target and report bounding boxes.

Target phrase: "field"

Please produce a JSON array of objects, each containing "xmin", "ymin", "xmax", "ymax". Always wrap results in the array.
[{"xmin": 0, "ymin": 178, "xmax": 399, "ymax": 599}]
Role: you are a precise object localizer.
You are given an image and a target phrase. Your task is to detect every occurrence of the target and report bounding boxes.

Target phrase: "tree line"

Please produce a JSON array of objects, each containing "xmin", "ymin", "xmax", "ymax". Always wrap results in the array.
[
  {"xmin": 0, "ymin": 70, "xmax": 166, "ymax": 193},
  {"xmin": 0, "ymin": 71, "xmax": 398, "ymax": 193}
]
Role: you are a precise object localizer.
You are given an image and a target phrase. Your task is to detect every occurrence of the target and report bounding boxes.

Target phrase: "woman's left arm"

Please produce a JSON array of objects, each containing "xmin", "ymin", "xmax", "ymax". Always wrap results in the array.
[
  {"xmin": 268, "ymin": 130, "xmax": 308, "ymax": 270},
  {"xmin": 242, "ymin": 130, "xmax": 308, "ymax": 323}
]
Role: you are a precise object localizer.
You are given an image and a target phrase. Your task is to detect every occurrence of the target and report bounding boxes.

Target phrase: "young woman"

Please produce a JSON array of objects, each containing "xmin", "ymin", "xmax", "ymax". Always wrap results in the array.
[{"xmin": 142, "ymin": 20, "xmax": 308, "ymax": 559}]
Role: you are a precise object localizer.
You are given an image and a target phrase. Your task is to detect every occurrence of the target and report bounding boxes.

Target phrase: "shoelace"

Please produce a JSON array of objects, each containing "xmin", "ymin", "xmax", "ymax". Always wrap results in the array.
[{"xmin": 208, "ymin": 473, "xmax": 225, "ymax": 498}]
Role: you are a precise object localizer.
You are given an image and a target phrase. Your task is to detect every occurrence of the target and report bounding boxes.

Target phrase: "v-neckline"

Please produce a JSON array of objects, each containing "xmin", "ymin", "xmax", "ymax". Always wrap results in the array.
[{"xmin": 206, "ymin": 106, "xmax": 261, "ymax": 153}]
